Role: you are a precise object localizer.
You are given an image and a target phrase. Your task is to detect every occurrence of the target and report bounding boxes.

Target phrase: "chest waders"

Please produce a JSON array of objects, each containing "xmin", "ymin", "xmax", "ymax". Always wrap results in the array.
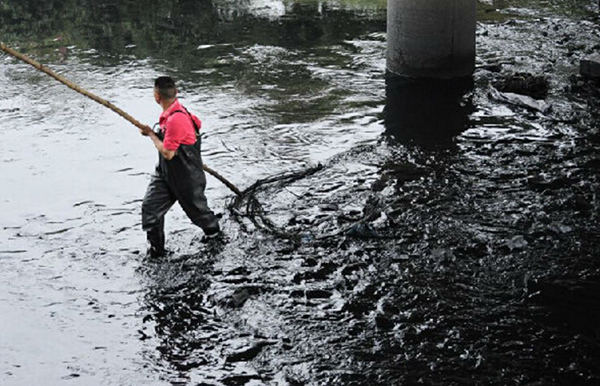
[{"xmin": 141, "ymin": 111, "xmax": 220, "ymax": 255}]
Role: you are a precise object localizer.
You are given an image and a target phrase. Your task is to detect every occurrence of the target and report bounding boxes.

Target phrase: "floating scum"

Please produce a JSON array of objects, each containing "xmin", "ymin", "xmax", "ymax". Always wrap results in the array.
[{"xmin": 0, "ymin": 42, "xmax": 333, "ymax": 245}]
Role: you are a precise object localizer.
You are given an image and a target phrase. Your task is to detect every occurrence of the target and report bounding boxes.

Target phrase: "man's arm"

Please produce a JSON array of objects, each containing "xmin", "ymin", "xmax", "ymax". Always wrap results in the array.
[{"xmin": 140, "ymin": 125, "xmax": 176, "ymax": 160}]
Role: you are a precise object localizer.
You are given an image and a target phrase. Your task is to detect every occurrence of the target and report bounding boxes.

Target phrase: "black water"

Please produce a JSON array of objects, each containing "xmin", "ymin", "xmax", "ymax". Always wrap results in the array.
[{"xmin": 1, "ymin": 1, "xmax": 600, "ymax": 385}]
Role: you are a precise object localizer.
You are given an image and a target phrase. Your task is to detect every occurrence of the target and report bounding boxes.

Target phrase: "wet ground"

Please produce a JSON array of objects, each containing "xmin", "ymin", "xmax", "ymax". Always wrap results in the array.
[{"xmin": 1, "ymin": 0, "xmax": 600, "ymax": 385}]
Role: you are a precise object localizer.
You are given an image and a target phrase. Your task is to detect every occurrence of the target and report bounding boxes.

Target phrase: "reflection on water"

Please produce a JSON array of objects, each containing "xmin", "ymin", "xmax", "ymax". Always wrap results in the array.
[
  {"xmin": 140, "ymin": 252, "xmax": 216, "ymax": 383},
  {"xmin": 0, "ymin": 0, "xmax": 386, "ymax": 59},
  {"xmin": 384, "ymin": 73, "xmax": 474, "ymax": 145}
]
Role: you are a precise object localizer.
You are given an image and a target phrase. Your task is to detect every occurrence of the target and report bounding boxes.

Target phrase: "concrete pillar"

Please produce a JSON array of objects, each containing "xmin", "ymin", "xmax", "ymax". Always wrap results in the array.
[{"xmin": 387, "ymin": 0, "xmax": 476, "ymax": 78}]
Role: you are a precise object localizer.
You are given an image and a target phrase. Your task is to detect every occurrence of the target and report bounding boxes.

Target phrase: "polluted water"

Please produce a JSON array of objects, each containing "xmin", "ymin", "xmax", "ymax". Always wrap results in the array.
[{"xmin": 1, "ymin": 1, "xmax": 600, "ymax": 385}]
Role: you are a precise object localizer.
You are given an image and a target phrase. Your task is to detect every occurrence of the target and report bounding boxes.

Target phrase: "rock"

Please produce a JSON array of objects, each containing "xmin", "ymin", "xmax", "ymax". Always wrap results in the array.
[
  {"xmin": 290, "ymin": 289, "xmax": 332, "ymax": 299},
  {"xmin": 346, "ymin": 223, "xmax": 380, "ymax": 238},
  {"xmin": 430, "ymin": 248, "xmax": 456, "ymax": 263},
  {"xmin": 371, "ymin": 175, "xmax": 389, "ymax": 192},
  {"xmin": 226, "ymin": 341, "xmax": 274, "ymax": 362},
  {"xmin": 319, "ymin": 203, "xmax": 339, "ymax": 212},
  {"xmin": 506, "ymin": 235, "xmax": 528, "ymax": 251},
  {"xmin": 342, "ymin": 298, "xmax": 372, "ymax": 316},
  {"xmin": 219, "ymin": 285, "xmax": 270, "ymax": 309},
  {"xmin": 302, "ymin": 258, "xmax": 318, "ymax": 267},
  {"xmin": 528, "ymin": 175, "xmax": 572, "ymax": 191},
  {"xmin": 292, "ymin": 262, "xmax": 337, "ymax": 283},
  {"xmin": 226, "ymin": 266, "xmax": 251, "ymax": 276},
  {"xmin": 341, "ymin": 262, "xmax": 367, "ymax": 276},
  {"xmin": 221, "ymin": 374, "xmax": 262, "ymax": 385},
  {"xmin": 492, "ymin": 72, "xmax": 549, "ymax": 99},
  {"xmin": 375, "ymin": 314, "xmax": 395, "ymax": 330},
  {"xmin": 225, "ymin": 288, "xmax": 252, "ymax": 308},
  {"xmin": 580, "ymin": 55, "xmax": 600, "ymax": 78},
  {"xmin": 381, "ymin": 161, "xmax": 430, "ymax": 183},
  {"xmin": 480, "ymin": 63, "xmax": 503, "ymax": 73},
  {"xmin": 306, "ymin": 289, "xmax": 332, "ymax": 299},
  {"xmin": 489, "ymin": 86, "xmax": 550, "ymax": 113}
]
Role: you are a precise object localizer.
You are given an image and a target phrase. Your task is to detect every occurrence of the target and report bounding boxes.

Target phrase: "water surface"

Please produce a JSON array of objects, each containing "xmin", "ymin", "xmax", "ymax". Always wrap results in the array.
[{"xmin": 1, "ymin": 1, "xmax": 600, "ymax": 385}]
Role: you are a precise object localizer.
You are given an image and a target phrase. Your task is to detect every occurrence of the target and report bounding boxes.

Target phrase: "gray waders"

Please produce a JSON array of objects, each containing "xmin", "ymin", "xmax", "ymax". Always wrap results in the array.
[{"xmin": 142, "ymin": 130, "xmax": 219, "ymax": 255}]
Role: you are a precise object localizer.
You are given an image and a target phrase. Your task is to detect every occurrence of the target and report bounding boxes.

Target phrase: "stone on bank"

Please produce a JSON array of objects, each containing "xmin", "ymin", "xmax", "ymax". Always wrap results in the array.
[{"xmin": 580, "ymin": 55, "xmax": 600, "ymax": 78}]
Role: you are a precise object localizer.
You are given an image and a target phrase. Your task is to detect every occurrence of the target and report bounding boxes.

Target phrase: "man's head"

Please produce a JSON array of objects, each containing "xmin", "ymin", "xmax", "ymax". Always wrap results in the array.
[{"xmin": 154, "ymin": 76, "xmax": 177, "ymax": 104}]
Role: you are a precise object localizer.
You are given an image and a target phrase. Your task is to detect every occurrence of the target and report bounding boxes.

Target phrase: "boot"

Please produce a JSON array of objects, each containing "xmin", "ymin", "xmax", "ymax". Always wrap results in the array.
[{"xmin": 146, "ymin": 227, "xmax": 166, "ymax": 258}]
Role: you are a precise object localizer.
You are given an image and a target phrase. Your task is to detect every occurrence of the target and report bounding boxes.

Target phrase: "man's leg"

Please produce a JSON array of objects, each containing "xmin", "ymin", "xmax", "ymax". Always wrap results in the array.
[
  {"xmin": 177, "ymin": 180, "xmax": 220, "ymax": 237},
  {"xmin": 142, "ymin": 173, "xmax": 176, "ymax": 256}
]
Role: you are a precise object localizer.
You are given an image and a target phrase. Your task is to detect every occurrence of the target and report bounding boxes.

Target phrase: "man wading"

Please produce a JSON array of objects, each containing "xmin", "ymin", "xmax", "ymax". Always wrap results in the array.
[{"xmin": 140, "ymin": 76, "xmax": 220, "ymax": 257}]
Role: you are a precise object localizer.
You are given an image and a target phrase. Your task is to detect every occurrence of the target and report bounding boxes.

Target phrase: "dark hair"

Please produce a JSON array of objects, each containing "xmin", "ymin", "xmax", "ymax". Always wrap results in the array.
[{"xmin": 154, "ymin": 76, "xmax": 177, "ymax": 99}]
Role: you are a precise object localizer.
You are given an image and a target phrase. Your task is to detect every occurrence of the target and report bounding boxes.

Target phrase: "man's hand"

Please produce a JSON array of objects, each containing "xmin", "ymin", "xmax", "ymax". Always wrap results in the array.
[
  {"xmin": 141, "ymin": 124, "xmax": 177, "ymax": 160},
  {"xmin": 140, "ymin": 125, "xmax": 153, "ymax": 137}
]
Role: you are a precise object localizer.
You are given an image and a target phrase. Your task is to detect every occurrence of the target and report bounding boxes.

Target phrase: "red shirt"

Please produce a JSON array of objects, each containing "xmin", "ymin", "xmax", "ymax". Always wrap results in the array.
[{"xmin": 159, "ymin": 99, "xmax": 202, "ymax": 151}]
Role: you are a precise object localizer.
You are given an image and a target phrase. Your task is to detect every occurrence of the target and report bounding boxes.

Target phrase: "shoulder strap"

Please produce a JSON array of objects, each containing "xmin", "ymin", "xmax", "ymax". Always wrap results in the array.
[{"xmin": 169, "ymin": 108, "xmax": 200, "ymax": 134}]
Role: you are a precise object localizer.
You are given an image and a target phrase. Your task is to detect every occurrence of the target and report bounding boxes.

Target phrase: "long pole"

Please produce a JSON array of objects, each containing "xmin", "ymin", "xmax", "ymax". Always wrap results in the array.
[{"xmin": 0, "ymin": 42, "xmax": 242, "ymax": 197}]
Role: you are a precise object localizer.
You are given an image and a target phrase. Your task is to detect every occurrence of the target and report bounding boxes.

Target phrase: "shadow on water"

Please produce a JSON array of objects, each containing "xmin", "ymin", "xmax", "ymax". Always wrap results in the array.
[
  {"xmin": 384, "ymin": 73, "xmax": 475, "ymax": 146},
  {"xmin": 139, "ymin": 245, "xmax": 226, "ymax": 383}
]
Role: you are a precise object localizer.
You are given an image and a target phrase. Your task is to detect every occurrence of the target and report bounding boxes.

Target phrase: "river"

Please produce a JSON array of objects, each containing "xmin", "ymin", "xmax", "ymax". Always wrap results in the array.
[{"xmin": 1, "ymin": 1, "xmax": 599, "ymax": 385}]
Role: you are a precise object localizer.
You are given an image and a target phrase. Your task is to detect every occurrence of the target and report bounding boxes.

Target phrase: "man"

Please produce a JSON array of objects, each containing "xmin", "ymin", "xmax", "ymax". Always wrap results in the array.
[{"xmin": 140, "ymin": 76, "xmax": 220, "ymax": 257}]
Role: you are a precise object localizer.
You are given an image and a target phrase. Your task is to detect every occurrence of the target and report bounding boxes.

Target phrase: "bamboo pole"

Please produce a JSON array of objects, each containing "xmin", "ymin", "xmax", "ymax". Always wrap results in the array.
[
  {"xmin": 0, "ymin": 42, "xmax": 146, "ymax": 129},
  {"xmin": 204, "ymin": 164, "xmax": 242, "ymax": 197},
  {"xmin": 0, "ymin": 42, "xmax": 242, "ymax": 197}
]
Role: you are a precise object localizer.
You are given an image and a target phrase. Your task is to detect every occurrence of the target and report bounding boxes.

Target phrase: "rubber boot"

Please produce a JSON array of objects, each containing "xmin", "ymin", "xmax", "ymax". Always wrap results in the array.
[{"xmin": 146, "ymin": 227, "xmax": 166, "ymax": 258}]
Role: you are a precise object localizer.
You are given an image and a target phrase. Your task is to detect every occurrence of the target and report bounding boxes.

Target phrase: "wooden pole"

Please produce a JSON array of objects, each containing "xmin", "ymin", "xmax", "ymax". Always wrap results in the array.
[
  {"xmin": 204, "ymin": 164, "xmax": 242, "ymax": 197},
  {"xmin": 0, "ymin": 42, "xmax": 146, "ymax": 129},
  {"xmin": 0, "ymin": 42, "xmax": 243, "ymax": 197}
]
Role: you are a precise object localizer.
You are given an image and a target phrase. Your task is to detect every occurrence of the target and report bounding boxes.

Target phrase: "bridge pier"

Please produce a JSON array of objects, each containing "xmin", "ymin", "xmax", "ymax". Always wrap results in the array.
[{"xmin": 387, "ymin": 0, "xmax": 476, "ymax": 78}]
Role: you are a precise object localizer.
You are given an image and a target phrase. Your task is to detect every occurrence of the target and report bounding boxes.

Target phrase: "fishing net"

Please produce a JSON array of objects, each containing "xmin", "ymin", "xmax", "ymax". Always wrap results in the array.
[
  {"xmin": 225, "ymin": 144, "xmax": 398, "ymax": 245},
  {"xmin": 227, "ymin": 164, "xmax": 325, "ymax": 243}
]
